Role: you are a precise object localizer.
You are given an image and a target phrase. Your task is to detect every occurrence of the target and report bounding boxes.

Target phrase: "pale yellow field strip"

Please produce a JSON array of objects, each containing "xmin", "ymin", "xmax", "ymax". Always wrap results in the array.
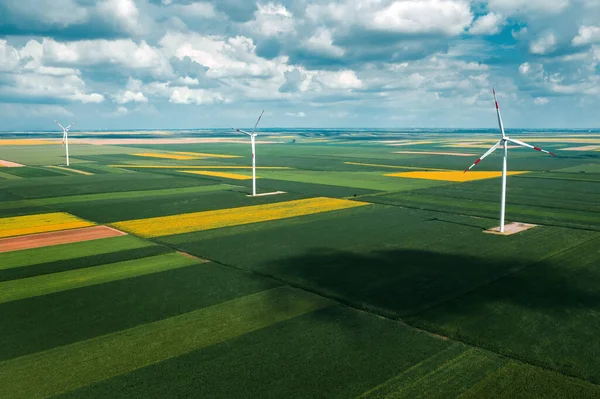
[
  {"xmin": 176, "ymin": 152, "xmax": 241, "ymax": 158},
  {"xmin": 0, "ymin": 160, "xmax": 24, "ymax": 167},
  {"xmin": 393, "ymin": 151, "xmax": 476, "ymax": 157},
  {"xmin": 345, "ymin": 162, "xmax": 447, "ymax": 171},
  {"xmin": 110, "ymin": 165, "xmax": 291, "ymax": 170},
  {"xmin": 181, "ymin": 170, "xmax": 254, "ymax": 180},
  {"xmin": 0, "ymin": 287, "xmax": 330, "ymax": 399},
  {"xmin": 387, "ymin": 141, "xmax": 435, "ymax": 146},
  {"xmin": 559, "ymin": 145, "xmax": 600, "ymax": 151},
  {"xmin": 0, "ymin": 253, "xmax": 203, "ymax": 305},
  {"xmin": 524, "ymin": 138, "xmax": 600, "ymax": 144},
  {"xmin": 46, "ymin": 165, "xmax": 93, "ymax": 175},
  {"xmin": 386, "ymin": 170, "xmax": 528, "ymax": 182},
  {"xmin": 132, "ymin": 153, "xmax": 201, "ymax": 160},
  {"xmin": 0, "ymin": 140, "xmax": 58, "ymax": 146},
  {"xmin": 0, "ymin": 212, "xmax": 95, "ymax": 239},
  {"xmin": 113, "ymin": 197, "xmax": 369, "ymax": 237}
]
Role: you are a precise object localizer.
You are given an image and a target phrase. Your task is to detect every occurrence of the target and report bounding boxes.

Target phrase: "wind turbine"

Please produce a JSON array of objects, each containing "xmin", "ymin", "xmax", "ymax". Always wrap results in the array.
[
  {"xmin": 232, "ymin": 110, "xmax": 264, "ymax": 197},
  {"xmin": 464, "ymin": 89, "xmax": 556, "ymax": 233},
  {"xmin": 55, "ymin": 121, "xmax": 75, "ymax": 166}
]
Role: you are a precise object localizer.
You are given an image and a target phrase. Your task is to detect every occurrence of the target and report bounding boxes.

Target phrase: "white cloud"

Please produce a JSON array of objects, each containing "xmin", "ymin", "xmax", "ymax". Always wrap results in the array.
[
  {"xmin": 96, "ymin": 0, "xmax": 143, "ymax": 35},
  {"xmin": 315, "ymin": 70, "xmax": 363, "ymax": 89},
  {"xmin": 160, "ymin": 32, "xmax": 287, "ymax": 79},
  {"xmin": 284, "ymin": 111, "xmax": 306, "ymax": 117},
  {"xmin": 572, "ymin": 26, "xmax": 600, "ymax": 46},
  {"xmin": 305, "ymin": 28, "xmax": 345, "ymax": 57},
  {"xmin": 469, "ymin": 13, "xmax": 505, "ymax": 35},
  {"xmin": 175, "ymin": 76, "xmax": 201, "ymax": 85},
  {"xmin": 0, "ymin": 40, "xmax": 22, "ymax": 72},
  {"xmin": 38, "ymin": 38, "xmax": 172, "ymax": 77},
  {"xmin": 244, "ymin": 3, "xmax": 294, "ymax": 37},
  {"xmin": 1, "ymin": 73, "xmax": 104, "ymax": 103},
  {"xmin": 534, "ymin": 97, "xmax": 549, "ymax": 105},
  {"xmin": 307, "ymin": 0, "xmax": 473, "ymax": 36},
  {"xmin": 530, "ymin": 32, "xmax": 557, "ymax": 55},
  {"xmin": 169, "ymin": 86, "xmax": 225, "ymax": 104},
  {"xmin": 114, "ymin": 90, "xmax": 148, "ymax": 104}
]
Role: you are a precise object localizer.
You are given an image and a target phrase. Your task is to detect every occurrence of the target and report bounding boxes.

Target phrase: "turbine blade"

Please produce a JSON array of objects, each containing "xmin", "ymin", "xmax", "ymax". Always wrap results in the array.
[
  {"xmin": 464, "ymin": 140, "xmax": 502, "ymax": 173},
  {"xmin": 507, "ymin": 138, "xmax": 557, "ymax": 156},
  {"xmin": 493, "ymin": 88, "xmax": 506, "ymax": 138},
  {"xmin": 55, "ymin": 121, "xmax": 65, "ymax": 131},
  {"xmin": 65, "ymin": 122, "xmax": 75, "ymax": 130},
  {"xmin": 251, "ymin": 110, "xmax": 264, "ymax": 135},
  {"xmin": 232, "ymin": 128, "xmax": 252, "ymax": 136}
]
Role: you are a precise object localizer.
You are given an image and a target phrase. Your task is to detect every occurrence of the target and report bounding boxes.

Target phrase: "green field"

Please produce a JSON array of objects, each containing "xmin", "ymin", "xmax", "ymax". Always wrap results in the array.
[{"xmin": 1, "ymin": 131, "xmax": 600, "ymax": 397}]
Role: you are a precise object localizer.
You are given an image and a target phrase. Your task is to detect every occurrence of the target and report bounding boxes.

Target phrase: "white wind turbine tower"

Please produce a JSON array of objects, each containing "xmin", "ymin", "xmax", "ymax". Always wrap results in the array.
[
  {"xmin": 464, "ymin": 89, "xmax": 556, "ymax": 233},
  {"xmin": 55, "ymin": 121, "xmax": 75, "ymax": 166},
  {"xmin": 233, "ymin": 110, "xmax": 264, "ymax": 197}
]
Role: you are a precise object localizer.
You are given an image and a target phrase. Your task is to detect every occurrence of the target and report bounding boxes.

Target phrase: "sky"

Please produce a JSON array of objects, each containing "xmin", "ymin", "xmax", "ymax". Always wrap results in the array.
[{"xmin": 0, "ymin": 0, "xmax": 599, "ymax": 130}]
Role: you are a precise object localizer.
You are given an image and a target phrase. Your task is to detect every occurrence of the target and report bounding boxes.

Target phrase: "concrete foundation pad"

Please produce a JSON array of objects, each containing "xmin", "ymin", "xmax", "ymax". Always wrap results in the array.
[{"xmin": 484, "ymin": 222, "xmax": 538, "ymax": 236}]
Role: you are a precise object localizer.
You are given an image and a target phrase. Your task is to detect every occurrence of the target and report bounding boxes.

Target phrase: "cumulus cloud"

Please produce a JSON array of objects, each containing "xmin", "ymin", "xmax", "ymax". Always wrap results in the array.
[
  {"xmin": 469, "ymin": 13, "xmax": 505, "ymax": 35},
  {"xmin": 244, "ymin": 3, "xmax": 295, "ymax": 37},
  {"xmin": 529, "ymin": 32, "xmax": 557, "ymax": 55},
  {"xmin": 572, "ymin": 26, "xmax": 600, "ymax": 46},
  {"xmin": 305, "ymin": 28, "xmax": 345, "ymax": 57},
  {"xmin": 308, "ymin": 0, "xmax": 473, "ymax": 36},
  {"xmin": 534, "ymin": 97, "xmax": 549, "ymax": 105},
  {"xmin": 114, "ymin": 90, "xmax": 148, "ymax": 104}
]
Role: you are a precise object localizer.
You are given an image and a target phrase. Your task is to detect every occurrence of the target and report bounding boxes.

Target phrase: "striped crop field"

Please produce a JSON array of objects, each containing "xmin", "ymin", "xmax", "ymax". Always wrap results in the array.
[
  {"xmin": 176, "ymin": 152, "xmax": 241, "ymax": 158},
  {"xmin": 386, "ymin": 170, "xmax": 528, "ymax": 182},
  {"xmin": 112, "ymin": 197, "xmax": 369, "ymax": 237},
  {"xmin": 0, "ymin": 212, "xmax": 95, "ymax": 239},
  {"xmin": 45, "ymin": 166, "xmax": 93, "ymax": 176},
  {"xmin": 0, "ymin": 287, "xmax": 328, "ymax": 399},
  {"xmin": 132, "ymin": 153, "xmax": 201, "ymax": 160},
  {"xmin": 180, "ymin": 170, "xmax": 253, "ymax": 180},
  {"xmin": 0, "ymin": 140, "xmax": 58, "ymax": 146},
  {"xmin": 0, "ymin": 252, "xmax": 203, "ymax": 304},
  {"xmin": 109, "ymin": 165, "xmax": 291, "ymax": 169}
]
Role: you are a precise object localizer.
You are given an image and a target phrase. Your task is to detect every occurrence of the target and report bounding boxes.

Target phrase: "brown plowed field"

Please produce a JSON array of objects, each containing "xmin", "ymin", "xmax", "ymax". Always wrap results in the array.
[{"xmin": 0, "ymin": 225, "xmax": 126, "ymax": 253}]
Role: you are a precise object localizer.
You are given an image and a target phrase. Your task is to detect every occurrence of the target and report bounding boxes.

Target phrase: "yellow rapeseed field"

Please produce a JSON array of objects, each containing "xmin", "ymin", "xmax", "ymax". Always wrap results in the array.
[
  {"xmin": 113, "ymin": 197, "xmax": 369, "ymax": 237},
  {"xmin": 0, "ymin": 212, "xmax": 95, "ymax": 238},
  {"xmin": 180, "ymin": 170, "xmax": 253, "ymax": 180},
  {"xmin": 0, "ymin": 140, "xmax": 58, "ymax": 146},
  {"xmin": 386, "ymin": 170, "xmax": 528, "ymax": 182},
  {"xmin": 132, "ymin": 153, "xmax": 200, "ymax": 160}
]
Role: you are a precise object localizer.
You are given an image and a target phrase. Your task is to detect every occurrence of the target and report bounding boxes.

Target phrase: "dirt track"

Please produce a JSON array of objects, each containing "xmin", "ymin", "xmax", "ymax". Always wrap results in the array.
[
  {"xmin": 0, "ymin": 225, "xmax": 126, "ymax": 253},
  {"xmin": 0, "ymin": 160, "xmax": 24, "ymax": 167}
]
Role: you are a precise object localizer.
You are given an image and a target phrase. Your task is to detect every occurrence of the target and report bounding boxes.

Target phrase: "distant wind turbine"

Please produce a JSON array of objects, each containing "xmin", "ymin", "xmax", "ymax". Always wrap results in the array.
[
  {"xmin": 55, "ymin": 121, "xmax": 75, "ymax": 166},
  {"xmin": 464, "ymin": 89, "xmax": 556, "ymax": 233},
  {"xmin": 232, "ymin": 110, "xmax": 264, "ymax": 197}
]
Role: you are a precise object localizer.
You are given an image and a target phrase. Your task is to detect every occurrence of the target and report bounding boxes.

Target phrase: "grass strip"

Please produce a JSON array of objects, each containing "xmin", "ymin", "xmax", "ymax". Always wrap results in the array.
[
  {"xmin": 0, "ymin": 252, "xmax": 202, "ymax": 304},
  {"xmin": 0, "ymin": 286, "xmax": 330, "ymax": 399},
  {"xmin": 0, "ymin": 184, "xmax": 235, "ymax": 210}
]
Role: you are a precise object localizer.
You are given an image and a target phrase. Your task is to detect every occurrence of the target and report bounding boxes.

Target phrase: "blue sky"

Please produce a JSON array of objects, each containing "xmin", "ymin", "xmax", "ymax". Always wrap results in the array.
[{"xmin": 0, "ymin": 0, "xmax": 599, "ymax": 130}]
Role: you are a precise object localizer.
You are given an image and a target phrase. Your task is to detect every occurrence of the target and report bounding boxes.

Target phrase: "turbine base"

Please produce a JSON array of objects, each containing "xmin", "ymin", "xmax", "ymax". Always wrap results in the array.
[
  {"xmin": 484, "ymin": 222, "xmax": 537, "ymax": 236},
  {"xmin": 247, "ymin": 191, "xmax": 287, "ymax": 197}
]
